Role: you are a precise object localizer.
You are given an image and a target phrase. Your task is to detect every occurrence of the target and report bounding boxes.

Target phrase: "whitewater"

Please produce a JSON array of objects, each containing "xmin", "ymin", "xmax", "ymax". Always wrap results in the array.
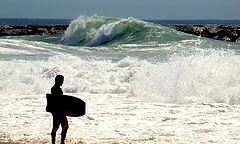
[{"xmin": 0, "ymin": 16, "xmax": 240, "ymax": 144}]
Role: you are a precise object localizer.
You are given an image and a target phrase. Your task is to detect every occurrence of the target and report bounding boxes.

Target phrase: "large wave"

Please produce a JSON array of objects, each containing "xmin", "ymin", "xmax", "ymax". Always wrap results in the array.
[{"xmin": 61, "ymin": 16, "xmax": 187, "ymax": 46}]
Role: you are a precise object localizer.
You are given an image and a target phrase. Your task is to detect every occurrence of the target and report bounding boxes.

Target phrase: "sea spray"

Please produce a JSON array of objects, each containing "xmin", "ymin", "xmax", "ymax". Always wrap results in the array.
[
  {"xmin": 0, "ymin": 51, "xmax": 239, "ymax": 104},
  {"xmin": 61, "ymin": 16, "xmax": 121, "ymax": 46},
  {"xmin": 131, "ymin": 50, "xmax": 240, "ymax": 104}
]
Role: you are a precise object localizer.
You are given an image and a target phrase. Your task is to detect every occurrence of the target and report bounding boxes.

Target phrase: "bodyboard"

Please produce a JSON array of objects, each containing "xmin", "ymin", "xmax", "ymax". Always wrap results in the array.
[{"xmin": 46, "ymin": 94, "xmax": 85, "ymax": 117}]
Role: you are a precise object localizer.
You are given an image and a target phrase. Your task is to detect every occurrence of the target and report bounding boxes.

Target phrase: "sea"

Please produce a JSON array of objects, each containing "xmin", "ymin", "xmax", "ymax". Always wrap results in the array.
[{"xmin": 0, "ymin": 16, "xmax": 240, "ymax": 144}]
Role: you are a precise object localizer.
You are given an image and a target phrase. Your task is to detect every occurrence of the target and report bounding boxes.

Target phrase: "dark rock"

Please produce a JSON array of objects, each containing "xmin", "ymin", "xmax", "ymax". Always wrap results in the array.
[
  {"xmin": 236, "ymin": 37, "xmax": 240, "ymax": 43},
  {"xmin": 0, "ymin": 24, "xmax": 69, "ymax": 36},
  {"xmin": 162, "ymin": 24, "xmax": 240, "ymax": 43},
  {"xmin": 1, "ymin": 24, "xmax": 12, "ymax": 30}
]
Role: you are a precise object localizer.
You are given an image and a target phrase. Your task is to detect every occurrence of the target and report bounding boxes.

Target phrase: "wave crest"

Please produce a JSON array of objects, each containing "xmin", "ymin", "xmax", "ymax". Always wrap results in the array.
[{"xmin": 61, "ymin": 16, "xmax": 167, "ymax": 46}]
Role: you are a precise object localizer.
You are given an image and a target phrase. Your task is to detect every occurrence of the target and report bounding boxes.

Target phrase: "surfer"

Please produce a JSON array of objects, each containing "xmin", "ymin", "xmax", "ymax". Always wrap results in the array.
[{"xmin": 50, "ymin": 75, "xmax": 68, "ymax": 144}]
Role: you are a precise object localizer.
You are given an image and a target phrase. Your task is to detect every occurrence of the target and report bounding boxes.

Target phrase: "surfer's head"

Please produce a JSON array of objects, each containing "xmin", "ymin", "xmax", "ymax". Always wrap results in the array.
[{"xmin": 55, "ymin": 75, "xmax": 64, "ymax": 86}]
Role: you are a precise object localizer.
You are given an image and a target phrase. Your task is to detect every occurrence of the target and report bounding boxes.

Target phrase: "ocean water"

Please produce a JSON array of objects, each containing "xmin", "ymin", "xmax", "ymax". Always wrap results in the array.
[
  {"xmin": 1, "ymin": 18, "xmax": 240, "ymax": 25},
  {"xmin": 0, "ymin": 18, "xmax": 72, "ymax": 25},
  {"xmin": 0, "ymin": 16, "xmax": 240, "ymax": 143}
]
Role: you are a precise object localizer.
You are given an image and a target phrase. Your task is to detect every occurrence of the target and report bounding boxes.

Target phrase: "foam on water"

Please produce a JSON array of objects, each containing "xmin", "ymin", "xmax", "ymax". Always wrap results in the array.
[
  {"xmin": 0, "ymin": 50, "xmax": 239, "ymax": 104},
  {"xmin": 132, "ymin": 51, "xmax": 240, "ymax": 104}
]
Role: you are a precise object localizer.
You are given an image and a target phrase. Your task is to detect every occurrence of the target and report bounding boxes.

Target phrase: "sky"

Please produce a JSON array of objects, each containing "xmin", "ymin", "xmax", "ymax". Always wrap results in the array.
[{"xmin": 0, "ymin": 0, "xmax": 240, "ymax": 20}]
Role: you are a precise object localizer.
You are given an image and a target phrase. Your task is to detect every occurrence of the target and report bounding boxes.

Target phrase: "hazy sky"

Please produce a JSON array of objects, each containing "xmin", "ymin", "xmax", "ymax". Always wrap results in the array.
[{"xmin": 0, "ymin": 0, "xmax": 239, "ymax": 19}]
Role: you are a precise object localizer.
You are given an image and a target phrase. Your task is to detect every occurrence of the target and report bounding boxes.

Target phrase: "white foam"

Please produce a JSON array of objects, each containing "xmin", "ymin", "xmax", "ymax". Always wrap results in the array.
[
  {"xmin": 0, "ymin": 39, "xmax": 63, "ymax": 57},
  {"xmin": 1, "ymin": 93, "xmax": 240, "ymax": 143},
  {"xmin": 132, "ymin": 50, "xmax": 240, "ymax": 104},
  {"xmin": 0, "ymin": 49, "xmax": 239, "ymax": 104}
]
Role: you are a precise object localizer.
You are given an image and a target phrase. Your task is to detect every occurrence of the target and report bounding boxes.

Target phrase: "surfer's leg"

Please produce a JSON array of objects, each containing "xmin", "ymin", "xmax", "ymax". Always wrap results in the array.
[
  {"xmin": 60, "ymin": 115, "xmax": 68, "ymax": 144},
  {"xmin": 51, "ymin": 113, "xmax": 61, "ymax": 144}
]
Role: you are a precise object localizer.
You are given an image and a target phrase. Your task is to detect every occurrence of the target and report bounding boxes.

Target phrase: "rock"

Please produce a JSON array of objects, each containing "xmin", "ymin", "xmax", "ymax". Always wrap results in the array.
[
  {"xmin": 0, "ymin": 24, "xmax": 69, "ymax": 36},
  {"xmin": 222, "ymin": 36, "xmax": 231, "ymax": 41},
  {"xmin": 236, "ymin": 37, "xmax": 240, "ymax": 42},
  {"xmin": 1, "ymin": 24, "xmax": 12, "ymax": 29},
  {"xmin": 162, "ymin": 24, "xmax": 240, "ymax": 43}
]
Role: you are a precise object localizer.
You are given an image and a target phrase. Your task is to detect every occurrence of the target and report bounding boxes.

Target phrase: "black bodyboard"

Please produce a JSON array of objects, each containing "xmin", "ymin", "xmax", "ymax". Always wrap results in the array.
[{"xmin": 46, "ymin": 94, "xmax": 85, "ymax": 117}]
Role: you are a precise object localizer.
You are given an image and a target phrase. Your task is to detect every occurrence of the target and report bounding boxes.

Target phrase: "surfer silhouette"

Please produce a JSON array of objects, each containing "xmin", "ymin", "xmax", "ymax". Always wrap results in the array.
[{"xmin": 50, "ymin": 75, "xmax": 68, "ymax": 144}]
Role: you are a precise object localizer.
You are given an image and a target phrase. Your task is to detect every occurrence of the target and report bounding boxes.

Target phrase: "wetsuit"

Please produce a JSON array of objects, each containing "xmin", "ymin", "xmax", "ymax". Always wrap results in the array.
[
  {"xmin": 51, "ymin": 84, "xmax": 63, "ymax": 95},
  {"xmin": 51, "ymin": 84, "xmax": 68, "ymax": 144}
]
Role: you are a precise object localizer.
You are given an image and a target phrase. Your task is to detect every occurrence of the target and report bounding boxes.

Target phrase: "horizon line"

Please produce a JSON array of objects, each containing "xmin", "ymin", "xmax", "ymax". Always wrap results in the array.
[{"xmin": 0, "ymin": 17, "xmax": 240, "ymax": 21}]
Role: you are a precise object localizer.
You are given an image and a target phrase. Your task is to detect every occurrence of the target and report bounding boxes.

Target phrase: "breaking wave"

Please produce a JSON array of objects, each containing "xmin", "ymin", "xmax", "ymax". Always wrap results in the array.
[{"xmin": 61, "ymin": 15, "xmax": 186, "ymax": 46}]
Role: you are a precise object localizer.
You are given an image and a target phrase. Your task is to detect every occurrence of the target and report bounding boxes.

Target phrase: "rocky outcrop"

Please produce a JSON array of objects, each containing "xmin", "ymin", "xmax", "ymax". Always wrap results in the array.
[
  {"xmin": 162, "ymin": 24, "xmax": 240, "ymax": 42},
  {"xmin": 0, "ymin": 24, "xmax": 69, "ymax": 36}
]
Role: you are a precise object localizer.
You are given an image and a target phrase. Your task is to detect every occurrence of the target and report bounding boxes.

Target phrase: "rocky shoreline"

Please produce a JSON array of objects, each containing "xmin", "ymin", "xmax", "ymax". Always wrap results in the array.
[
  {"xmin": 162, "ymin": 24, "xmax": 240, "ymax": 42},
  {"xmin": 0, "ymin": 24, "xmax": 68, "ymax": 36},
  {"xmin": 0, "ymin": 24, "xmax": 240, "ymax": 43}
]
